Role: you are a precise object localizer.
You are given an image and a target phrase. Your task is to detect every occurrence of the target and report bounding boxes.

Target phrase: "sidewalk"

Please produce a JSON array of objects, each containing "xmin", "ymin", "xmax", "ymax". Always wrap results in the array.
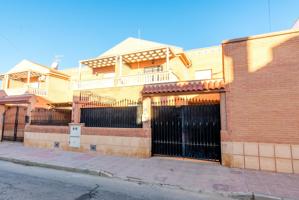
[{"xmin": 0, "ymin": 142, "xmax": 298, "ymax": 199}]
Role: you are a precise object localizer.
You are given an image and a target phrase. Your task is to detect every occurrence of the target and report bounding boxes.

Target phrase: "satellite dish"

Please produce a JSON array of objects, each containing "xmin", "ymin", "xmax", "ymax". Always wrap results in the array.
[
  {"xmin": 51, "ymin": 61, "xmax": 59, "ymax": 69},
  {"xmin": 51, "ymin": 55, "xmax": 64, "ymax": 70}
]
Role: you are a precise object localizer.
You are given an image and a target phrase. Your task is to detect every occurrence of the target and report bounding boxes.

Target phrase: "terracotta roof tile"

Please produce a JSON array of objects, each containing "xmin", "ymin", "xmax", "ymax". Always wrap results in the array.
[
  {"xmin": 142, "ymin": 80, "xmax": 225, "ymax": 95},
  {"xmin": 0, "ymin": 94, "xmax": 33, "ymax": 104}
]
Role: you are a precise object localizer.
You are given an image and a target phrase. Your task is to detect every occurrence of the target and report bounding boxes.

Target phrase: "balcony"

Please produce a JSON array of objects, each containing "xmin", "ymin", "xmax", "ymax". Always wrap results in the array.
[
  {"xmin": 72, "ymin": 78, "xmax": 115, "ymax": 90},
  {"xmin": 115, "ymin": 71, "xmax": 178, "ymax": 86},
  {"xmin": 72, "ymin": 71, "xmax": 179, "ymax": 90},
  {"xmin": 5, "ymin": 87, "xmax": 48, "ymax": 96}
]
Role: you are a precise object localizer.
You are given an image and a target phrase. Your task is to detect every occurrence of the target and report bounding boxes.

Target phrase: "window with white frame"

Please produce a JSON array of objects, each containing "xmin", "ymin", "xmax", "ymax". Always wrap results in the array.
[
  {"xmin": 195, "ymin": 69, "xmax": 212, "ymax": 80},
  {"xmin": 103, "ymin": 73, "xmax": 115, "ymax": 78}
]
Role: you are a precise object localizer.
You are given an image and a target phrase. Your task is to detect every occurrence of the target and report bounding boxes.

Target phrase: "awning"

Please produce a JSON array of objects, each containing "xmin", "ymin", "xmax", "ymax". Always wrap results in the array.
[
  {"xmin": 81, "ymin": 47, "xmax": 176, "ymax": 68},
  {"xmin": 142, "ymin": 80, "xmax": 225, "ymax": 95},
  {"xmin": 0, "ymin": 71, "xmax": 43, "ymax": 80}
]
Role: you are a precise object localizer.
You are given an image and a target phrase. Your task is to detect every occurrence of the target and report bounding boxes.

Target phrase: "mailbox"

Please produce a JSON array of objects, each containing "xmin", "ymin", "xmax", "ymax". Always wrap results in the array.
[{"xmin": 69, "ymin": 124, "xmax": 81, "ymax": 148}]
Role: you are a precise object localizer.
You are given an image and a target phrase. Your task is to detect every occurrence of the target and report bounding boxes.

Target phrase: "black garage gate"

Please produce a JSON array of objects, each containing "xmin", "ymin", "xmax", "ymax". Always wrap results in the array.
[{"xmin": 151, "ymin": 100, "xmax": 221, "ymax": 161}]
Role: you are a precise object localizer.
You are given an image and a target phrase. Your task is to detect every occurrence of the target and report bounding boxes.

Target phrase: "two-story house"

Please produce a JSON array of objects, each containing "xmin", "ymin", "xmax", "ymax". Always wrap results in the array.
[
  {"xmin": 66, "ymin": 37, "xmax": 223, "ymax": 101},
  {"xmin": 0, "ymin": 59, "xmax": 71, "ymax": 141},
  {"xmin": 3, "ymin": 29, "xmax": 299, "ymax": 174},
  {"xmin": 0, "ymin": 37, "xmax": 225, "ymax": 160},
  {"xmin": 67, "ymin": 37, "xmax": 225, "ymax": 160}
]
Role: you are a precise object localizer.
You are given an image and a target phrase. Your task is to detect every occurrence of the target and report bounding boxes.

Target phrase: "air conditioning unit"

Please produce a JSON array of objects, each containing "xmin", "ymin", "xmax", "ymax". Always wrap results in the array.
[{"xmin": 38, "ymin": 75, "xmax": 46, "ymax": 82}]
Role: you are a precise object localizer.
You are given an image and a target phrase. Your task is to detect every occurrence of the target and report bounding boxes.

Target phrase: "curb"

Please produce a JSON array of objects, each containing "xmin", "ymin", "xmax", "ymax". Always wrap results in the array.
[
  {"xmin": 0, "ymin": 156, "xmax": 291, "ymax": 200},
  {"xmin": 228, "ymin": 192, "xmax": 288, "ymax": 200},
  {"xmin": 0, "ymin": 156, "xmax": 112, "ymax": 178}
]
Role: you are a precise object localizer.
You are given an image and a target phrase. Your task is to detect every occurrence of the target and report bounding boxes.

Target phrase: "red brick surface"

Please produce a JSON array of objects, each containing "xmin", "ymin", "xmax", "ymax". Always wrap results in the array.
[
  {"xmin": 25, "ymin": 125, "xmax": 69, "ymax": 134},
  {"xmin": 82, "ymin": 127, "xmax": 151, "ymax": 138},
  {"xmin": 25, "ymin": 125, "xmax": 151, "ymax": 138},
  {"xmin": 223, "ymin": 30, "xmax": 299, "ymax": 144}
]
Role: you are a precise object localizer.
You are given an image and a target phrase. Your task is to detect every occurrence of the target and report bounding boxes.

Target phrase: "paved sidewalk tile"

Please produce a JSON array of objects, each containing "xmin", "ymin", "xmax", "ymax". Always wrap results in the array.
[{"xmin": 0, "ymin": 142, "xmax": 299, "ymax": 199}]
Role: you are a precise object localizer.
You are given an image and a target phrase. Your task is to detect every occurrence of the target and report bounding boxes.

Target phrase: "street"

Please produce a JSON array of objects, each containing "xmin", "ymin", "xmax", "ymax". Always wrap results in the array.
[{"xmin": 0, "ymin": 161, "xmax": 231, "ymax": 200}]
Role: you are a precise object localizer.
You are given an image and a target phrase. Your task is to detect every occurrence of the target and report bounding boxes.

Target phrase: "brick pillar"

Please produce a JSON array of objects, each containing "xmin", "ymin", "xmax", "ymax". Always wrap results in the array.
[
  {"xmin": 0, "ymin": 105, "xmax": 6, "ymax": 142},
  {"xmin": 220, "ymin": 92, "xmax": 233, "ymax": 167},
  {"xmin": 142, "ymin": 97, "xmax": 152, "ymax": 157},
  {"xmin": 220, "ymin": 92, "xmax": 227, "ymax": 131},
  {"xmin": 72, "ymin": 95, "xmax": 82, "ymax": 123},
  {"xmin": 142, "ymin": 97, "xmax": 151, "ymax": 128},
  {"xmin": 27, "ymin": 96, "xmax": 36, "ymax": 125}
]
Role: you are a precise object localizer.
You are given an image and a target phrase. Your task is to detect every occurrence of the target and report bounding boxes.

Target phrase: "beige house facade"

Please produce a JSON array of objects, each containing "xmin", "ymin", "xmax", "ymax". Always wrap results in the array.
[{"xmin": 1, "ymin": 28, "xmax": 299, "ymax": 174}]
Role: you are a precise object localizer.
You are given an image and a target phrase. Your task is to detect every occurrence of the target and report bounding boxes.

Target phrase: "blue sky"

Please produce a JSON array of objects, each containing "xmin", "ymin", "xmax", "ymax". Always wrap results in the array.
[{"xmin": 0, "ymin": 0, "xmax": 298, "ymax": 71}]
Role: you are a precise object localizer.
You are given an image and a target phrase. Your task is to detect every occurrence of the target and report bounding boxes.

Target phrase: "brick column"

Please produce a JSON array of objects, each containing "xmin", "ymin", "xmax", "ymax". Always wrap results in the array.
[
  {"xmin": 142, "ymin": 97, "xmax": 151, "ymax": 128},
  {"xmin": 27, "ymin": 96, "xmax": 36, "ymax": 125},
  {"xmin": 72, "ymin": 95, "xmax": 82, "ymax": 123},
  {"xmin": 142, "ymin": 97, "xmax": 152, "ymax": 157},
  {"xmin": 220, "ymin": 92, "xmax": 233, "ymax": 167},
  {"xmin": 0, "ymin": 105, "xmax": 6, "ymax": 141}
]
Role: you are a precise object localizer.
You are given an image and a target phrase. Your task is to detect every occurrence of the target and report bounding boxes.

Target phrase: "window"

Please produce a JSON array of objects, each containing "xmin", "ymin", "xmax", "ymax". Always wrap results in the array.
[
  {"xmin": 195, "ymin": 69, "xmax": 212, "ymax": 80},
  {"xmin": 103, "ymin": 73, "xmax": 115, "ymax": 78},
  {"xmin": 144, "ymin": 65, "xmax": 163, "ymax": 73}
]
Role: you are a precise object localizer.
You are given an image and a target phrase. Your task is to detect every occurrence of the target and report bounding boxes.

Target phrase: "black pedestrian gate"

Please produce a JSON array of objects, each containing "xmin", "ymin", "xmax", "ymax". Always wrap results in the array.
[
  {"xmin": 1, "ymin": 106, "xmax": 27, "ymax": 142},
  {"xmin": 151, "ymin": 103, "xmax": 221, "ymax": 161}
]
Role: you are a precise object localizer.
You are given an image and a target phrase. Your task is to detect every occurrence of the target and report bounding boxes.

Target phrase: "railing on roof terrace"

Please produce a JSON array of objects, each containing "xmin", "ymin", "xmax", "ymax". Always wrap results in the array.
[
  {"xmin": 72, "ymin": 78, "xmax": 115, "ymax": 90},
  {"xmin": 5, "ymin": 87, "xmax": 47, "ymax": 96},
  {"xmin": 72, "ymin": 71, "xmax": 179, "ymax": 90},
  {"xmin": 115, "ymin": 71, "xmax": 178, "ymax": 86}
]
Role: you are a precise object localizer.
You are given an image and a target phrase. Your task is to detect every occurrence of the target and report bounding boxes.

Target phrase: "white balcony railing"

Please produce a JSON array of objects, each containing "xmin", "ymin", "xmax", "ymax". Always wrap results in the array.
[
  {"xmin": 72, "ymin": 78, "xmax": 115, "ymax": 90},
  {"xmin": 72, "ymin": 71, "xmax": 179, "ymax": 90},
  {"xmin": 5, "ymin": 87, "xmax": 48, "ymax": 96},
  {"xmin": 115, "ymin": 71, "xmax": 178, "ymax": 86}
]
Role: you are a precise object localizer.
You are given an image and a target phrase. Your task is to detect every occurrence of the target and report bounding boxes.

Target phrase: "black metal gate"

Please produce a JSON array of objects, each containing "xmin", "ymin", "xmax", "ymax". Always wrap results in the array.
[
  {"xmin": 151, "ymin": 102, "xmax": 221, "ymax": 161},
  {"xmin": 1, "ymin": 106, "xmax": 27, "ymax": 142},
  {"xmin": 81, "ymin": 106, "xmax": 142, "ymax": 128}
]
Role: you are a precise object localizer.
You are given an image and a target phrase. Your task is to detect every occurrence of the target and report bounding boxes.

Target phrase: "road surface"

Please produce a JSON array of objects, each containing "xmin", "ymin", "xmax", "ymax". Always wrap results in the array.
[{"xmin": 0, "ymin": 160, "xmax": 233, "ymax": 200}]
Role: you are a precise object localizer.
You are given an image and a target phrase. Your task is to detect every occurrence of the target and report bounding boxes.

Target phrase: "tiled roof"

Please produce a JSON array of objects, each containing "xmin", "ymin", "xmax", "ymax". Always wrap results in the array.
[
  {"xmin": 142, "ymin": 80, "xmax": 225, "ymax": 95},
  {"xmin": 0, "ymin": 94, "xmax": 33, "ymax": 104}
]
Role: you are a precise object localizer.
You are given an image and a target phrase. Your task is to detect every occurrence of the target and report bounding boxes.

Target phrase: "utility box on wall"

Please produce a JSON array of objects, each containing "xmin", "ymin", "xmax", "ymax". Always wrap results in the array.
[{"xmin": 69, "ymin": 124, "xmax": 81, "ymax": 148}]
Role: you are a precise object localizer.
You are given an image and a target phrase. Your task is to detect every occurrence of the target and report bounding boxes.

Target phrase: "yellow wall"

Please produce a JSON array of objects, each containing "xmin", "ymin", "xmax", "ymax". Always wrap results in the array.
[
  {"xmin": 46, "ymin": 75, "xmax": 72, "ymax": 103},
  {"xmin": 73, "ymin": 85, "xmax": 143, "ymax": 101},
  {"xmin": 3, "ymin": 45, "xmax": 224, "ymax": 104},
  {"xmin": 61, "ymin": 46, "xmax": 224, "ymax": 100},
  {"xmin": 186, "ymin": 46, "xmax": 223, "ymax": 80}
]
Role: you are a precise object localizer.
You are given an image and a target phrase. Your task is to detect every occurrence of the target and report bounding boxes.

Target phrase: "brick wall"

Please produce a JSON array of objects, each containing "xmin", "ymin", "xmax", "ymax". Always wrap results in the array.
[
  {"xmin": 223, "ymin": 29, "xmax": 299, "ymax": 144},
  {"xmin": 222, "ymin": 29, "xmax": 299, "ymax": 172},
  {"xmin": 24, "ymin": 125, "xmax": 151, "ymax": 158}
]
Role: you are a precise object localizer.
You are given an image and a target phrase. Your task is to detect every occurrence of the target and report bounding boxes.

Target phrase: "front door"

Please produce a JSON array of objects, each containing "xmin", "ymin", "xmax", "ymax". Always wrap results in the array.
[
  {"xmin": 151, "ymin": 103, "xmax": 221, "ymax": 161},
  {"xmin": 1, "ymin": 106, "xmax": 27, "ymax": 142}
]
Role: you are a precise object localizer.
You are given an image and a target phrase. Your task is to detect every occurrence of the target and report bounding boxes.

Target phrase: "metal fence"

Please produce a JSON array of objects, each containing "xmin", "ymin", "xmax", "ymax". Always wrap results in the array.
[
  {"xmin": 30, "ymin": 109, "xmax": 72, "ymax": 126},
  {"xmin": 81, "ymin": 106, "xmax": 142, "ymax": 128},
  {"xmin": 79, "ymin": 92, "xmax": 143, "ymax": 128}
]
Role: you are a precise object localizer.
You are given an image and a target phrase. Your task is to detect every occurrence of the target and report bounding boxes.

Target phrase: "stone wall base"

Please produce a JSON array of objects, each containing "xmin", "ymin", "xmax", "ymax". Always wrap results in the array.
[
  {"xmin": 24, "ymin": 132, "xmax": 151, "ymax": 158},
  {"xmin": 221, "ymin": 141, "xmax": 299, "ymax": 174}
]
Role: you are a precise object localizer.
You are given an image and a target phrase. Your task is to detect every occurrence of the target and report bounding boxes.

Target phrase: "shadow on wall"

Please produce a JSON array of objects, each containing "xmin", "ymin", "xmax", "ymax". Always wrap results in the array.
[{"xmin": 223, "ymin": 32, "xmax": 299, "ymax": 144}]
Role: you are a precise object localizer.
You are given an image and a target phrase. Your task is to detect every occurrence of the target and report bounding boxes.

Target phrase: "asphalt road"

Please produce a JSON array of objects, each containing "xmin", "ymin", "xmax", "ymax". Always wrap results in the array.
[{"xmin": 0, "ymin": 160, "xmax": 233, "ymax": 200}]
